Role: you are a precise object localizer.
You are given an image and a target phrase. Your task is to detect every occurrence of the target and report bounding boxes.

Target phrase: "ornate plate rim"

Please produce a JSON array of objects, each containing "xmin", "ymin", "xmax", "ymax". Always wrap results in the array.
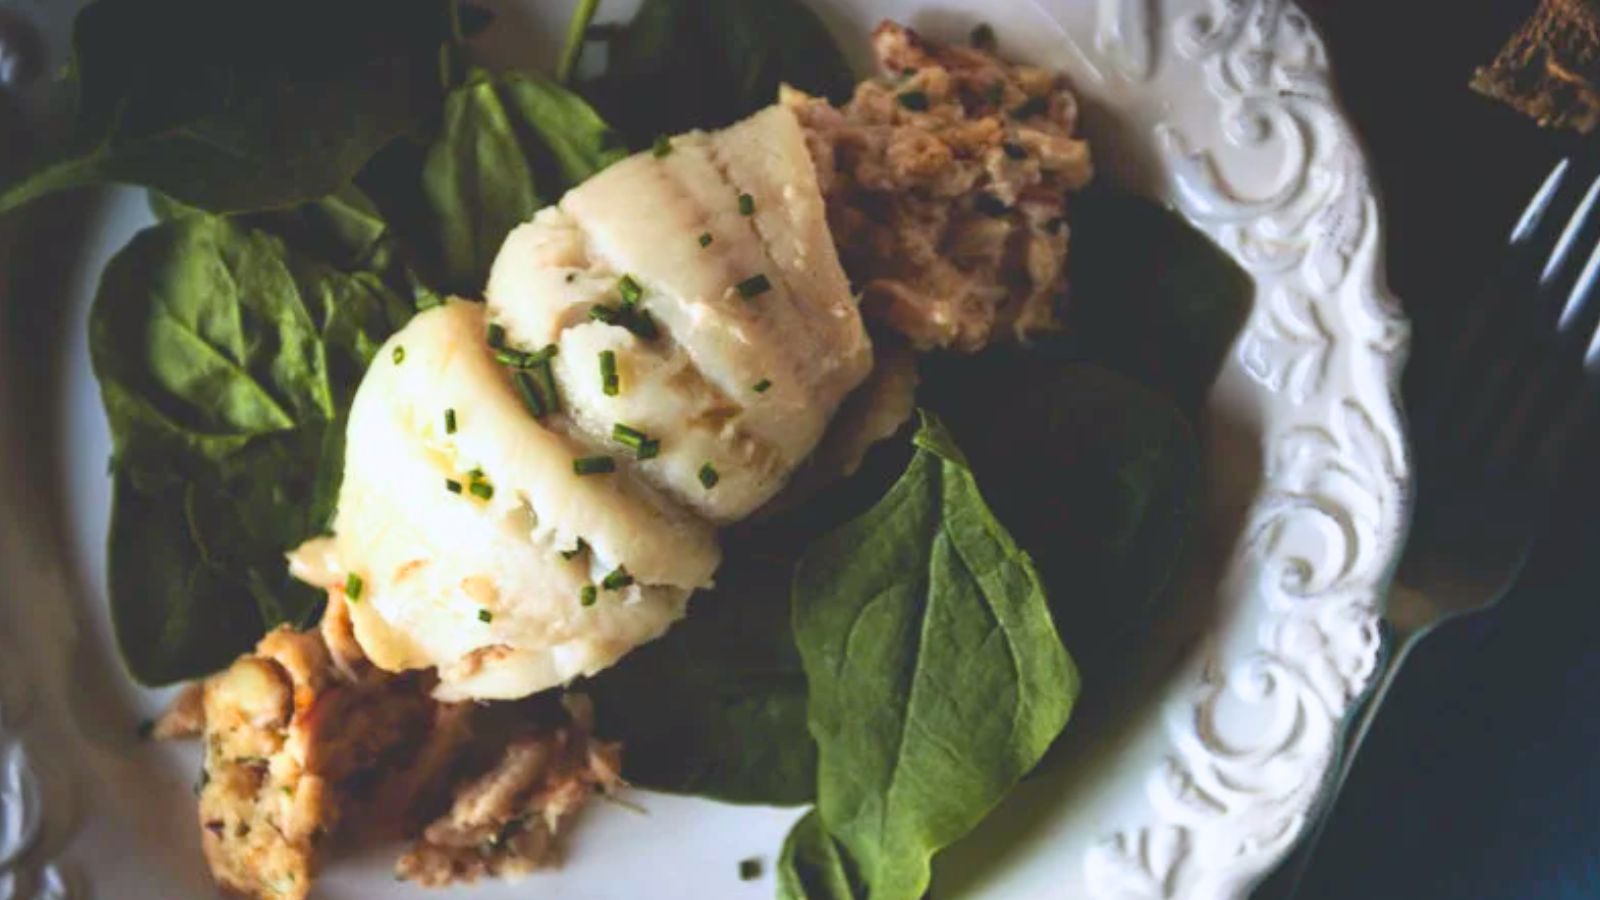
[{"xmin": 0, "ymin": 0, "xmax": 1411, "ymax": 898}]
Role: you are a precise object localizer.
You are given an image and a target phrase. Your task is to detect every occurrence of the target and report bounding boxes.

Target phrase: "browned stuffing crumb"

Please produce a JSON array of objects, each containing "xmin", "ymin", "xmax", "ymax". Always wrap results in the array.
[
  {"xmin": 151, "ymin": 682, "xmax": 205, "ymax": 740},
  {"xmin": 190, "ymin": 626, "xmax": 444, "ymax": 900},
  {"xmin": 395, "ymin": 695, "xmax": 623, "ymax": 887},
  {"xmin": 784, "ymin": 20, "xmax": 1093, "ymax": 352},
  {"xmin": 157, "ymin": 619, "xmax": 619, "ymax": 898},
  {"xmin": 1472, "ymin": 0, "xmax": 1600, "ymax": 133}
]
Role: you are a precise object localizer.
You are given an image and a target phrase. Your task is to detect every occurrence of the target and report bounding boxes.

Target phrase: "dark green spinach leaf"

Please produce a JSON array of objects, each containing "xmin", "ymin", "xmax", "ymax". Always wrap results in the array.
[
  {"xmin": 791, "ymin": 414, "xmax": 1077, "ymax": 900},
  {"xmin": 585, "ymin": 537, "xmax": 815, "ymax": 805},
  {"xmin": 921, "ymin": 360, "xmax": 1200, "ymax": 684},
  {"xmin": 0, "ymin": 0, "xmax": 460, "ymax": 216},
  {"xmin": 585, "ymin": 0, "xmax": 855, "ymax": 146},
  {"xmin": 93, "ymin": 214, "xmax": 414, "ymax": 683},
  {"xmin": 778, "ymin": 809, "xmax": 861, "ymax": 900},
  {"xmin": 360, "ymin": 68, "xmax": 626, "ymax": 296},
  {"xmin": 1063, "ymin": 185, "xmax": 1253, "ymax": 413}
]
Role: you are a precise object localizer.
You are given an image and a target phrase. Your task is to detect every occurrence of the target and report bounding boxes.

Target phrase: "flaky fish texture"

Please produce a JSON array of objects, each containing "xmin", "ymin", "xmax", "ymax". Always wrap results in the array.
[{"xmin": 293, "ymin": 105, "xmax": 870, "ymax": 702}]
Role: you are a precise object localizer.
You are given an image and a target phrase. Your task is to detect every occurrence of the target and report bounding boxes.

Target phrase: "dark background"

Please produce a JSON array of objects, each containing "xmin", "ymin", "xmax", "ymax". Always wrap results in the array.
[{"xmin": 1261, "ymin": 2, "xmax": 1600, "ymax": 898}]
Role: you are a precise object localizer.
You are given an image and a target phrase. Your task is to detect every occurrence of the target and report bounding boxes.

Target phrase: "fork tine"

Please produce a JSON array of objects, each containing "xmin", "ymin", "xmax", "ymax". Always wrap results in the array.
[
  {"xmin": 1483, "ymin": 224, "xmax": 1600, "ymax": 470},
  {"xmin": 1432, "ymin": 159, "xmax": 1600, "ymax": 472}
]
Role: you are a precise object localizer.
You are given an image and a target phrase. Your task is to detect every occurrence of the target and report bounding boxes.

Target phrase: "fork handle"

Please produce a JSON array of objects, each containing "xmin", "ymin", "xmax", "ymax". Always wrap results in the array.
[{"xmin": 1255, "ymin": 606, "xmax": 1435, "ymax": 899}]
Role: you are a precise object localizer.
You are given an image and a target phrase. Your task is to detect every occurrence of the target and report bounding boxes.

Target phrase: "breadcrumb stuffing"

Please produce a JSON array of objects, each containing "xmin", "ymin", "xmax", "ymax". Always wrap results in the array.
[{"xmin": 783, "ymin": 21, "xmax": 1093, "ymax": 351}]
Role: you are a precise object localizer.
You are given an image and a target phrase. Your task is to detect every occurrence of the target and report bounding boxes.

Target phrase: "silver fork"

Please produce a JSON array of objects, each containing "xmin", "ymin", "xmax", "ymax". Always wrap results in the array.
[{"xmin": 1255, "ymin": 155, "xmax": 1600, "ymax": 899}]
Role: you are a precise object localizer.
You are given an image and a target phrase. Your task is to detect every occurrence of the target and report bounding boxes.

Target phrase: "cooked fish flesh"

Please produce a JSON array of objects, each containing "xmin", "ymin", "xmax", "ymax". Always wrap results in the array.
[{"xmin": 293, "ymin": 105, "xmax": 871, "ymax": 702}]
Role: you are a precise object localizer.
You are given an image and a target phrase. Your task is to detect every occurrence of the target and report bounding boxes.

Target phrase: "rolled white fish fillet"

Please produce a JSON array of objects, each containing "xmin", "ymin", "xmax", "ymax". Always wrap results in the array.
[{"xmin": 292, "ymin": 105, "xmax": 872, "ymax": 701}]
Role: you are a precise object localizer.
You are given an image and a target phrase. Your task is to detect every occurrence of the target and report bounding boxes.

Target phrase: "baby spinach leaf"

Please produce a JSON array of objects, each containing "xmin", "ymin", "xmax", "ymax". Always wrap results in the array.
[
  {"xmin": 585, "ymin": 0, "xmax": 855, "ymax": 146},
  {"xmin": 585, "ymin": 430, "xmax": 920, "ymax": 806},
  {"xmin": 1064, "ymin": 185, "xmax": 1253, "ymax": 414},
  {"xmin": 778, "ymin": 809, "xmax": 861, "ymax": 900},
  {"xmin": 585, "ymin": 538, "xmax": 815, "ymax": 805},
  {"xmin": 360, "ymin": 68, "xmax": 627, "ymax": 296},
  {"xmin": 921, "ymin": 360, "xmax": 1200, "ymax": 684},
  {"xmin": 152, "ymin": 184, "xmax": 397, "ymax": 276},
  {"xmin": 0, "ymin": 0, "xmax": 460, "ymax": 217},
  {"xmin": 92, "ymin": 214, "xmax": 413, "ymax": 683},
  {"xmin": 791, "ymin": 414, "xmax": 1078, "ymax": 900}
]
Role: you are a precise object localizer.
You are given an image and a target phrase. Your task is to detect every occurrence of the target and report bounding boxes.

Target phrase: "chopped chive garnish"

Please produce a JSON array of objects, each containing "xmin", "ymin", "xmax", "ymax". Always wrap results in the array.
[
  {"xmin": 986, "ymin": 81, "xmax": 1005, "ymax": 105},
  {"xmin": 590, "ymin": 303, "xmax": 621, "ymax": 325},
  {"xmin": 469, "ymin": 480, "xmax": 494, "ymax": 500},
  {"xmin": 974, "ymin": 194, "xmax": 1010, "ymax": 216},
  {"xmin": 627, "ymin": 308, "xmax": 659, "ymax": 340},
  {"xmin": 613, "ymin": 423, "xmax": 658, "ymax": 458},
  {"xmin": 574, "ymin": 455, "xmax": 616, "ymax": 475},
  {"xmin": 478, "ymin": 609, "xmax": 493, "ymax": 623},
  {"xmin": 532, "ymin": 360, "xmax": 561, "ymax": 414},
  {"xmin": 392, "ymin": 345, "xmax": 406, "ymax": 365},
  {"xmin": 698, "ymin": 232, "xmax": 713, "ymax": 248},
  {"xmin": 444, "ymin": 408, "xmax": 458, "ymax": 434},
  {"xmin": 618, "ymin": 274, "xmax": 644, "ymax": 305},
  {"xmin": 565, "ymin": 272, "xmax": 578, "ymax": 283},
  {"xmin": 897, "ymin": 90, "xmax": 930, "ymax": 111},
  {"xmin": 736, "ymin": 274, "xmax": 772, "ymax": 299},
  {"xmin": 515, "ymin": 371, "xmax": 547, "ymax": 418},
  {"xmin": 1002, "ymin": 141, "xmax": 1027, "ymax": 160},
  {"xmin": 560, "ymin": 538, "xmax": 588, "ymax": 560},
  {"xmin": 970, "ymin": 22, "xmax": 997, "ymax": 49},
  {"xmin": 469, "ymin": 467, "xmax": 484, "ymax": 479},
  {"xmin": 739, "ymin": 858, "xmax": 762, "ymax": 881},
  {"xmin": 580, "ymin": 585, "xmax": 598, "ymax": 606},
  {"xmin": 496, "ymin": 349, "xmax": 532, "ymax": 368},
  {"xmin": 752, "ymin": 378, "xmax": 772, "ymax": 393},
  {"xmin": 698, "ymin": 462, "xmax": 719, "ymax": 489},
  {"xmin": 446, "ymin": 479, "xmax": 463, "ymax": 494},
  {"xmin": 1011, "ymin": 96, "xmax": 1048, "ymax": 119},
  {"xmin": 599, "ymin": 350, "xmax": 619, "ymax": 396},
  {"xmin": 651, "ymin": 135, "xmax": 673, "ymax": 157},
  {"xmin": 738, "ymin": 193, "xmax": 755, "ymax": 215},
  {"xmin": 487, "ymin": 323, "xmax": 507, "ymax": 348},
  {"xmin": 345, "ymin": 573, "xmax": 364, "ymax": 602},
  {"xmin": 601, "ymin": 566, "xmax": 634, "ymax": 590}
]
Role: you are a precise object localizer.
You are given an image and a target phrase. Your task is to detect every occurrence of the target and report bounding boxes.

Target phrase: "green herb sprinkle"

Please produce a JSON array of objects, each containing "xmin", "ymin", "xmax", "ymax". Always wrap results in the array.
[
  {"xmin": 736, "ymin": 274, "xmax": 772, "ymax": 299},
  {"xmin": 580, "ymin": 585, "xmax": 598, "ymax": 606},
  {"xmin": 444, "ymin": 408, "xmax": 458, "ymax": 434},
  {"xmin": 599, "ymin": 350, "xmax": 619, "ymax": 396},
  {"xmin": 698, "ymin": 462, "xmax": 719, "ymax": 489},
  {"xmin": 738, "ymin": 193, "xmax": 755, "ymax": 216},
  {"xmin": 446, "ymin": 479, "xmax": 463, "ymax": 494},
  {"xmin": 897, "ymin": 90, "xmax": 930, "ymax": 111},
  {"xmin": 651, "ymin": 135, "xmax": 673, "ymax": 158},
  {"xmin": 618, "ymin": 274, "xmax": 643, "ymax": 305},
  {"xmin": 574, "ymin": 455, "xmax": 616, "ymax": 476},
  {"xmin": 698, "ymin": 232, "xmax": 713, "ymax": 248},
  {"xmin": 478, "ymin": 609, "xmax": 493, "ymax": 623},
  {"xmin": 469, "ymin": 480, "xmax": 494, "ymax": 500},
  {"xmin": 515, "ymin": 372, "xmax": 547, "ymax": 418},
  {"xmin": 753, "ymin": 378, "xmax": 772, "ymax": 393},
  {"xmin": 345, "ymin": 573, "xmax": 364, "ymax": 602},
  {"xmin": 601, "ymin": 566, "xmax": 634, "ymax": 590},
  {"xmin": 392, "ymin": 345, "xmax": 406, "ymax": 365},
  {"xmin": 487, "ymin": 323, "xmax": 507, "ymax": 348},
  {"xmin": 1011, "ymin": 96, "xmax": 1048, "ymax": 119}
]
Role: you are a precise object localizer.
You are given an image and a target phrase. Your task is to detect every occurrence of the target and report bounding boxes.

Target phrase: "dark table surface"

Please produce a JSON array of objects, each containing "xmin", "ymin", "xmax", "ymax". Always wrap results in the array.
[{"xmin": 1261, "ymin": 2, "xmax": 1600, "ymax": 898}]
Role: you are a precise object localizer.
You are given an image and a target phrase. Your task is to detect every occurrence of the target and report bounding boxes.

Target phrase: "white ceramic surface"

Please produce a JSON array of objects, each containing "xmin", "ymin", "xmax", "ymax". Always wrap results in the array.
[{"xmin": 0, "ymin": 0, "xmax": 1411, "ymax": 897}]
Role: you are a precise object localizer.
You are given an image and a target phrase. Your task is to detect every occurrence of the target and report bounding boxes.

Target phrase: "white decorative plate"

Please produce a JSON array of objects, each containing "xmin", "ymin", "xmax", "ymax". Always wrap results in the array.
[{"xmin": 0, "ymin": 0, "xmax": 1410, "ymax": 897}]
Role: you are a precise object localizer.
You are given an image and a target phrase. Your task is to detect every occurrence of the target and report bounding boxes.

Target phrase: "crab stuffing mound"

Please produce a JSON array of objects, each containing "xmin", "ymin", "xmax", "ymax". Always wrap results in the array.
[
  {"xmin": 153, "ymin": 596, "xmax": 620, "ymax": 900},
  {"xmin": 784, "ymin": 21, "xmax": 1094, "ymax": 352}
]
